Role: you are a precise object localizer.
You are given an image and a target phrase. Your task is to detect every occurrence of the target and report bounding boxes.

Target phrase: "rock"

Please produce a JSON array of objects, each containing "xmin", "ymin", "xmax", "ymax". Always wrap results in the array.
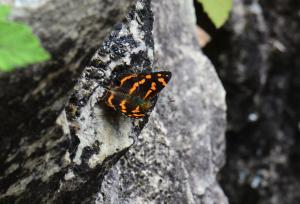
[
  {"xmin": 0, "ymin": 0, "xmax": 137, "ymax": 203},
  {"xmin": 0, "ymin": 0, "xmax": 227, "ymax": 203},
  {"xmin": 99, "ymin": 0, "xmax": 227, "ymax": 203},
  {"xmin": 202, "ymin": 0, "xmax": 300, "ymax": 203}
]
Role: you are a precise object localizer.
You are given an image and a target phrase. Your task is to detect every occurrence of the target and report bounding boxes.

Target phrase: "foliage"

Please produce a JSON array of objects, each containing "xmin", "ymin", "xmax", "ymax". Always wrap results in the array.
[
  {"xmin": 0, "ymin": 4, "xmax": 50, "ymax": 72},
  {"xmin": 197, "ymin": 0, "xmax": 232, "ymax": 28}
]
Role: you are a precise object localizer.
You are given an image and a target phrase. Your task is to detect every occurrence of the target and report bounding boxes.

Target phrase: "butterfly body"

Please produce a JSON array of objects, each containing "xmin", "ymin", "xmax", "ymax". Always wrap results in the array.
[{"xmin": 104, "ymin": 71, "xmax": 172, "ymax": 118}]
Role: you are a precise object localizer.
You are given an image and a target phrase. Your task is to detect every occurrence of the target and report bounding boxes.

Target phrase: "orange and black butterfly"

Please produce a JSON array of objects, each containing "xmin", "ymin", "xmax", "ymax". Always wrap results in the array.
[{"xmin": 104, "ymin": 71, "xmax": 172, "ymax": 118}]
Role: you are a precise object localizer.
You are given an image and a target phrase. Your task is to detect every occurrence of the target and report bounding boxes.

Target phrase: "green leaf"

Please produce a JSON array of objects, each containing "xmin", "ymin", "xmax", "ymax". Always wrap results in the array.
[
  {"xmin": 197, "ymin": 0, "xmax": 232, "ymax": 28},
  {"xmin": 0, "ymin": 4, "xmax": 50, "ymax": 72}
]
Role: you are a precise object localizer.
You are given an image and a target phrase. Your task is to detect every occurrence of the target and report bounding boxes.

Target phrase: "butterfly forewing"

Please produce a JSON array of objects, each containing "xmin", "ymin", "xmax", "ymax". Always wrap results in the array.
[
  {"xmin": 118, "ymin": 72, "xmax": 171, "ymax": 98},
  {"xmin": 141, "ymin": 71, "xmax": 172, "ymax": 100}
]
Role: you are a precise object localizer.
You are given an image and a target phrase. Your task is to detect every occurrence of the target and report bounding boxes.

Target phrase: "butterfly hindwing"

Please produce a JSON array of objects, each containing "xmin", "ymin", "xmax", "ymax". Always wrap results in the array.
[{"xmin": 105, "ymin": 90, "xmax": 149, "ymax": 118}]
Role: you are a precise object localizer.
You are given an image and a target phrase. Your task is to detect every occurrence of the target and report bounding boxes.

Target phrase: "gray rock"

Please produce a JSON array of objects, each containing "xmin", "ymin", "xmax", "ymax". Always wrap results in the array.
[
  {"xmin": 0, "ymin": 0, "xmax": 227, "ymax": 203},
  {"xmin": 99, "ymin": 0, "xmax": 227, "ymax": 203}
]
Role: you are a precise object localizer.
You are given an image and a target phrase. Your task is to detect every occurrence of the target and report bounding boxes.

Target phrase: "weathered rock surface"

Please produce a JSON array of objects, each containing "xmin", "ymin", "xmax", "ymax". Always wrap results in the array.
[
  {"xmin": 0, "ymin": 0, "xmax": 227, "ymax": 203},
  {"xmin": 99, "ymin": 0, "xmax": 227, "ymax": 203}
]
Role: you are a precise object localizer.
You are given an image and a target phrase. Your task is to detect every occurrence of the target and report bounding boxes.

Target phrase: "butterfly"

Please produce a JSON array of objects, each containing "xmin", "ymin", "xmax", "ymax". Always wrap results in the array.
[{"xmin": 104, "ymin": 71, "xmax": 172, "ymax": 118}]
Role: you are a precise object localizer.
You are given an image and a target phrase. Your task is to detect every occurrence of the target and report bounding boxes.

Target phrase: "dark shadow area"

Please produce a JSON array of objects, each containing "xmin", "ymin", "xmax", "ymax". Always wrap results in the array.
[{"xmin": 194, "ymin": 0, "xmax": 300, "ymax": 203}]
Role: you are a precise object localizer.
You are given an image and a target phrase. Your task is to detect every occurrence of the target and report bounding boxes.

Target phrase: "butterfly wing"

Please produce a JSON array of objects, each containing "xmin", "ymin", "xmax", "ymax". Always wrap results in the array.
[
  {"xmin": 105, "ymin": 90, "xmax": 147, "ymax": 118},
  {"xmin": 115, "ymin": 71, "xmax": 171, "ymax": 98},
  {"xmin": 138, "ymin": 71, "xmax": 172, "ymax": 100},
  {"xmin": 105, "ymin": 73, "xmax": 148, "ymax": 118},
  {"xmin": 105, "ymin": 71, "xmax": 172, "ymax": 118}
]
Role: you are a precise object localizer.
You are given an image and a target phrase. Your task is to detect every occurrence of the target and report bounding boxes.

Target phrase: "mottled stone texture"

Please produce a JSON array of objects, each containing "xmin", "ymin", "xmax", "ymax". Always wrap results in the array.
[
  {"xmin": 0, "ymin": 0, "xmax": 137, "ymax": 203},
  {"xmin": 202, "ymin": 0, "xmax": 300, "ymax": 203},
  {"xmin": 0, "ymin": 0, "xmax": 227, "ymax": 203},
  {"xmin": 99, "ymin": 0, "xmax": 227, "ymax": 203}
]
